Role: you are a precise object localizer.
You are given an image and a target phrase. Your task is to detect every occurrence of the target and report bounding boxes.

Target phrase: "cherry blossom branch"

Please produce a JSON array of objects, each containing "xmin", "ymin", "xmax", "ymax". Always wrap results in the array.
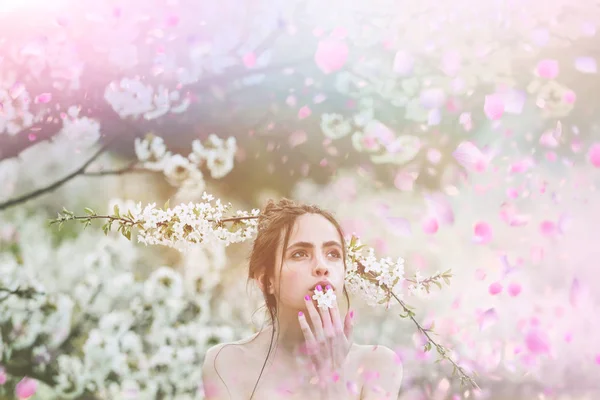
[
  {"xmin": 388, "ymin": 290, "xmax": 480, "ymax": 390},
  {"xmin": 355, "ymin": 261, "xmax": 478, "ymax": 389},
  {"xmin": 0, "ymin": 143, "xmax": 111, "ymax": 212}
]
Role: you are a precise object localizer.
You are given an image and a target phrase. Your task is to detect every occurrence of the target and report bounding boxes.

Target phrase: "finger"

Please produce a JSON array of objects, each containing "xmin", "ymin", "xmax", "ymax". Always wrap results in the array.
[
  {"xmin": 319, "ymin": 288, "xmax": 334, "ymax": 339},
  {"xmin": 297, "ymin": 311, "xmax": 319, "ymax": 363},
  {"xmin": 344, "ymin": 309, "xmax": 355, "ymax": 343},
  {"xmin": 329, "ymin": 293, "xmax": 344, "ymax": 335},
  {"xmin": 305, "ymin": 294, "xmax": 326, "ymax": 343}
]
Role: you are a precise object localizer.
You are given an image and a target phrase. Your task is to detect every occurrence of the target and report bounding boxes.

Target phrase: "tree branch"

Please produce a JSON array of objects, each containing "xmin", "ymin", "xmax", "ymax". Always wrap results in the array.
[{"xmin": 0, "ymin": 142, "xmax": 110, "ymax": 212}]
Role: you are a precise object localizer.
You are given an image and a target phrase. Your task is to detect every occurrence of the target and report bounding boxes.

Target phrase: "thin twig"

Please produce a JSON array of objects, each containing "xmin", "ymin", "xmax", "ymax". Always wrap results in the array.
[
  {"xmin": 82, "ymin": 160, "xmax": 148, "ymax": 177},
  {"xmin": 388, "ymin": 290, "xmax": 480, "ymax": 390}
]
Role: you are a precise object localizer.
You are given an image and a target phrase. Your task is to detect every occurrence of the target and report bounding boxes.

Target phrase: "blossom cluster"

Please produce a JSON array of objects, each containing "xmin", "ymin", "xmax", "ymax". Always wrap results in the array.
[
  {"xmin": 133, "ymin": 134, "xmax": 237, "ymax": 199},
  {"xmin": 0, "ymin": 210, "xmax": 244, "ymax": 400},
  {"xmin": 97, "ymin": 192, "xmax": 260, "ymax": 252}
]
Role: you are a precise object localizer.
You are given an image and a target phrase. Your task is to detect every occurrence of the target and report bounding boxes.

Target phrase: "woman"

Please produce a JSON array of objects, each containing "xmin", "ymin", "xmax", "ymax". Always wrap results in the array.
[{"xmin": 202, "ymin": 198, "xmax": 403, "ymax": 399}]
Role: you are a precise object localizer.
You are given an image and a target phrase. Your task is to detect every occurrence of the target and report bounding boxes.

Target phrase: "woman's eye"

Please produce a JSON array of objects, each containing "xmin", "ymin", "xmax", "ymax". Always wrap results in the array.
[
  {"xmin": 291, "ymin": 251, "xmax": 307, "ymax": 258},
  {"xmin": 329, "ymin": 250, "xmax": 342, "ymax": 259}
]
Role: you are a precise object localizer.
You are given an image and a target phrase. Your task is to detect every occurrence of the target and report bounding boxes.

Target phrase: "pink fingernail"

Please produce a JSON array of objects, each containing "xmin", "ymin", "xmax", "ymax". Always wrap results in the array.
[
  {"xmin": 326, "ymin": 284, "xmax": 332, "ymax": 290},
  {"xmin": 316, "ymin": 285, "xmax": 322, "ymax": 291},
  {"xmin": 298, "ymin": 311, "xmax": 303, "ymax": 316},
  {"xmin": 304, "ymin": 295, "xmax": 311, "ymax": 301}
]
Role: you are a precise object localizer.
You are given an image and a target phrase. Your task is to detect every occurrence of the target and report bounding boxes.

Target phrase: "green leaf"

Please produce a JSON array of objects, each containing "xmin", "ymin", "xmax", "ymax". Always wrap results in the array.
[
  {"xmin": 434, "ymin": 280, "xmax": 442, "ymax": 290},
  {"xmin": 84, "ymin": 207, "xmax": 95, "ymax": 215},
  {"xmin": 164, "ymin": 199, "xmax": 170, "ymax": 210},
  {"xmin": 113, "ymin": 204, "xmax": 120, "ymax": 218}
]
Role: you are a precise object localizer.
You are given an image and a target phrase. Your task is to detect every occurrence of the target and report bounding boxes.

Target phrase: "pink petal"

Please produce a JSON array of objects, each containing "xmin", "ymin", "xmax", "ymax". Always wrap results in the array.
[
  {"xmin": 530, "ymin": 246, "xmax": 545, "ymax": 264},
  {"xmin": 536, "ymin": 59, "xmax": 559, "ymax": 79},
  {"xmin": 242, "ymin": 52, "xmax": 257, "ymax": 68},
  {"xmin": 509, "ymin": 158, "xmax": 534, "ymax": 174},
  {"xmin": 297, "ymin": 106, "xmax": 311, "ymax": 119},
  {"xmin": 392, "ymin": 51, "xmax": 414, "ymax": 76},
  {"xmin": 478, "ymin": 308, "xmax": 498, "ymax": 331},
  {"xmin": 452, "ymin": 141, "xmax": 487, "ymax": 172},
  {"xmin": 0, "ymin": 366, "xmax": 6, "ymax": 385},
  {"xmin": 15, "ymin": 377, "xmax": 37, "ymax": 399},
  {"xmin": 34, "ymin": 93, "xmax": 52, "ymax": 104},
  {"xmin": 539, "ymin": 220, "xmax": 556, "ymax": 236},
  {"xmin": 422, "ymin": 218, "xmax": 439, "ymax": 235},
  {"xmin": 569, "ymin": 278, "xmax": 582, "ymax": 308},
  {"xmin": 315, "ymin": 39, "xmax": 348, "ymax": 74},
  {"xmin": 288, "ymin": 130, "xmax": 307, "ymax": 148},
  {"xmin": 508, "ymin": 282, "xmax": 522, "ymax": 297},
  {"xmin": 475, "ymin": 269, "xmax": 487, "ymax": 280},
  {"xmin": 385, "ymin": 217, "xmax": 412, "ymax": 236},
  {"xmin": 563, "ymin": 90, "xmax": 577, "ymax": 104},
  {"xmin": 574, "ymin": 57, "xmax": 597, "ymax": 73},
  {"xmin": 473, "ymin": 222, "xmax": 493, "ymax": 244},
  {"xmin": 524, "ymin": 329, "xmax": 550, "ymax": 354},
  {"xmin": 393, "ymin": 170, "xmax": 418, "ymax": 191},
  {"xmin": 425, "ymin": 193, "xmax": 454, "ymax": 225},
  {"xmin": 588, "ymin": 143, "xmax": 600, "ymax": 168},
  {"xmin": 484, "ymin": 94, "xmax": 504, "ymax": 120},
  {"xmin": 489, "ymin": 282, "xmax": 503, "ymax": 295}
]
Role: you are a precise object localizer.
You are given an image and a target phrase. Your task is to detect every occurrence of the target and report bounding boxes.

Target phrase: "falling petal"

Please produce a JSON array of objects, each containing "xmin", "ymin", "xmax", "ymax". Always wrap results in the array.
[
  {"xmin": 288, "ymin": 131, "xmax": 307, "ymax": 148},
  {"xmin": 475, "ymin": 269, "xmax": 486, "ymax": 280},
  {"xmin": 34, "ymin": 93, "xmax": 52, "ymax": 104},
  {"xmin": 422, "ymin": 218, "xmax": 439, "ymax": 235},
  {"xmin": 539, "ymin": 220, "xmax": 556, "ymax": 236},
  {"xmin": 242, "ymin": 52, "xmax": 256, "ymax": 68},
  {"xmin": 473, "ymin": 222, "xmax": 493, "ymax": 244},
  {"xmin": 489, "ymin": 282, "xmax": 503, "ymax": 295},
  {"xmin": 500, "ymin": 254, "xmax": 519, "ymax": 277},
  {"xmin": 478, "ymin": 308, "xmax": 498, "ymax": 331},
  {"xmin": 420, "ymin": 88, "xmax": 446, "ymax": 109},
  {"xmin": 569, "ymin": 278, "xmax": 582, "ymax": 307},
  {"xmin": 484, "ymin": 94, "xmax": 504, "ymax": 120},
  {"xmin": 509, "ymin": 158, "xmax": 534, "ymax": 174},
  {"xmin": 508, "ymin": 282, "xmax": 522, "ymax": 297},
  {"xmin": 15, "ymin": 377, "xmax": 37, "ymax": 399},
  {"xmin": 425, "ymin": 193, "xmax": 454, "ymax": 224},
  {"xmin": 453, "ymin": 141, "xmax": 488, "ymax": 172},
  {"xmin": 385, "ymin": 217, "xmax": 412, "ymax": 236},
  {"xmin": 315, "ymin": 38, "xmax": 348, "ymax": 74},
  {"xmin": 392, "ymin": 50, "xmax": 414, "ymax": 76},
  {"xmin": 588, "ymin": 143, "xmax": 600, "ymax": 167},
  {"xmin": 574, "ymin": 57, "xmax": 597, "ymax": 73},
  {"xmin": 536, "ymin": 59, "xmax": 559, "ymax": 79},
  {"xmin": 297, "ymin": 106, "xmax": 311, "ymax": 119},
  {"xmin": 530, "ymin": 246, "xmax": 544, "ymax": 264},
  {"xmin": 525, "ymin": 329, "xmax": 550, "ymax": 354}
]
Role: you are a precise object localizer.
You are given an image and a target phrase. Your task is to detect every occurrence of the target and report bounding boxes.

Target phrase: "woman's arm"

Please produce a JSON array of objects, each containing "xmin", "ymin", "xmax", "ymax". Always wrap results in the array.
[{"xmin": 360, "ymin": 345, "xmax": 403, "ymax": 400}]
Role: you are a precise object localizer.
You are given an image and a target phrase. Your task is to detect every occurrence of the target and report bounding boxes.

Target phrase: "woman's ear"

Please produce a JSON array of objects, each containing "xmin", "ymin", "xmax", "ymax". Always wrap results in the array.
[{"xmin": 256, "ymin": 272, "xmax": 275, "ymax": 295}]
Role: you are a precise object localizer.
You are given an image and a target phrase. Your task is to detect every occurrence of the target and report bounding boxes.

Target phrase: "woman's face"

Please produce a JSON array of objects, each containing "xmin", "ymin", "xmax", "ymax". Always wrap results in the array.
[{"xmin": 271, "ymin": 213, "xmax": 345, "ymax": 311}]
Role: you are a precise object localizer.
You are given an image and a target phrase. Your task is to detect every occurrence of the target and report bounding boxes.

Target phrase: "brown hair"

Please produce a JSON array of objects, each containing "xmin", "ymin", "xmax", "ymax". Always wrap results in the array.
[{"xmin": 214, "ymin": 197, "xmax": 351, "ymax": 399}]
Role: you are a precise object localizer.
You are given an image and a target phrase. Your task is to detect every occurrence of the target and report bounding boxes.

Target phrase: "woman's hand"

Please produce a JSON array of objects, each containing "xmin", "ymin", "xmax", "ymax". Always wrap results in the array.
[{"xmin": 297, "ymin": 285, "xmax": 355, "ymax": 387}]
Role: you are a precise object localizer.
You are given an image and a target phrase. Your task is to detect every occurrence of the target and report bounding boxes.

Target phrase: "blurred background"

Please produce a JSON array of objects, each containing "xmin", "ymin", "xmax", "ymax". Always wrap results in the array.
[{"xmin": 1, "ymin": 0, "xmax": 600, "ymax": 399}]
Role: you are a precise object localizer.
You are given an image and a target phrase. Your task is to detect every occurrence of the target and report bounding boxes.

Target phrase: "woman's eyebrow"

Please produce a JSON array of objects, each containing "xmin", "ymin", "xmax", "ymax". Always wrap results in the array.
[{"xmin": 287, "ymin": 241, "xmax": 342, "ymax": 250}]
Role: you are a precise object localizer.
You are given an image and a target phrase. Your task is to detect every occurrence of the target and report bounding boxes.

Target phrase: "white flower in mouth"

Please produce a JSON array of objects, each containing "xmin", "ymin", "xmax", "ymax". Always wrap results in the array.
[{"xmin": 312, "ymin": 287, "xmax": 337, "ymax": 309}]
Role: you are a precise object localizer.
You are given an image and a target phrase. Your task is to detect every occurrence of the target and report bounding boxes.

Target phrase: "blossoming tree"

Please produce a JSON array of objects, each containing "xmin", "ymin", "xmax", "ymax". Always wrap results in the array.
[{"xmin": 1, "ymin": 0, "xmax": 600, "ymax": 399}]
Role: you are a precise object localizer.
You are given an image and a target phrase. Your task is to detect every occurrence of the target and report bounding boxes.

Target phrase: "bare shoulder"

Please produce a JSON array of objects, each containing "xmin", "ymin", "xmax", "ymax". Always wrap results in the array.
[
  {"xmin": 355, "ymin": 344, "xmax": 403, "ymax": 400},
  {"xmin": 202, "ymin": 338, "xmax": 252, "ymax": 399}
]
